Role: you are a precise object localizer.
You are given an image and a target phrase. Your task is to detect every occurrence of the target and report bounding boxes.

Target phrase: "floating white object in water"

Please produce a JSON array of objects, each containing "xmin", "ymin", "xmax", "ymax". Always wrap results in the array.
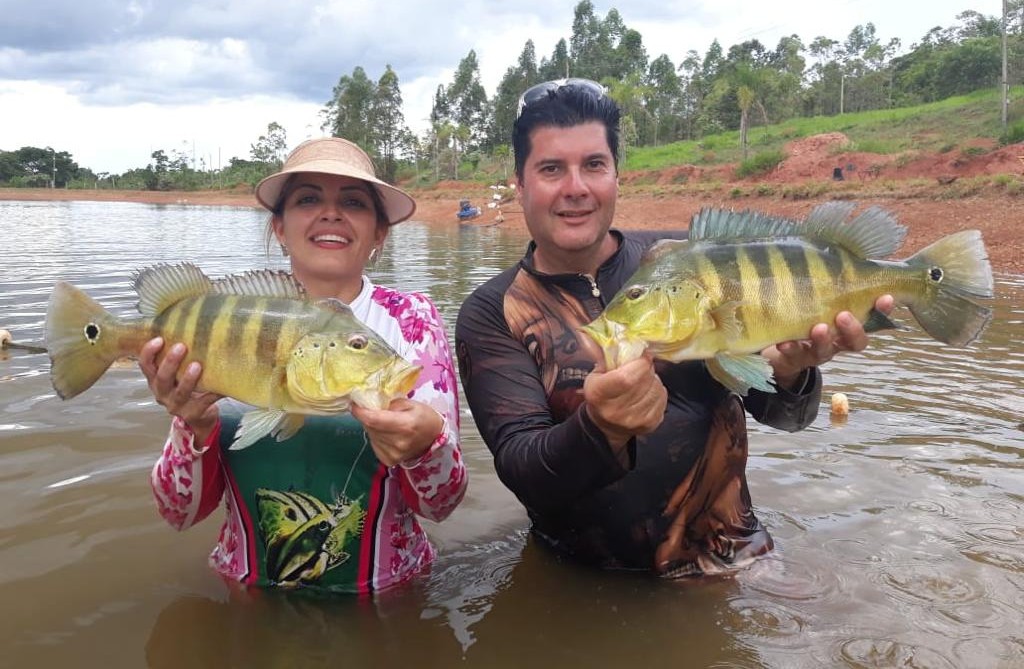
[{"xmin": 831, "ymin": 392, "xmax": 850, "ymax": 417}]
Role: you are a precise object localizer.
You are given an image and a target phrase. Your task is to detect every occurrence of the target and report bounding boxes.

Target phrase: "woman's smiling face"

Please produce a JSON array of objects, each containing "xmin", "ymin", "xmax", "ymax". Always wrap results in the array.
[{"xmin": 273, "ymin": 173, "xmax": 386, "ymax": 298}]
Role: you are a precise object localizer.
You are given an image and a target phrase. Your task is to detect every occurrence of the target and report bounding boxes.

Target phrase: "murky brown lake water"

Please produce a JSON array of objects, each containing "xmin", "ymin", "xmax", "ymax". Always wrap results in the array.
[{"xmin": 1, "ymin": 200, "xmax": 1022, "ymax": 668}]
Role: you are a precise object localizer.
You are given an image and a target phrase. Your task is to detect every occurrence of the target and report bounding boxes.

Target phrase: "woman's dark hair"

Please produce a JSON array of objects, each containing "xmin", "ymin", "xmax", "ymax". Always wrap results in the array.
[{"xmin": 512, "ymin": 81, "xmax": 621, "ymax": 180}]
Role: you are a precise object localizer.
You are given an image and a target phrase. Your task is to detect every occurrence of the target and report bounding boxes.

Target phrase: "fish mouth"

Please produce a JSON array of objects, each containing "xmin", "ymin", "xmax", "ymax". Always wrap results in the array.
[
  {"xmin": 352, "ymin": 360, "xmax": 422, "ymax": 410},
  {"xmin": 579, "ymin": 317, "xmax": 647, "ymax": 369}
]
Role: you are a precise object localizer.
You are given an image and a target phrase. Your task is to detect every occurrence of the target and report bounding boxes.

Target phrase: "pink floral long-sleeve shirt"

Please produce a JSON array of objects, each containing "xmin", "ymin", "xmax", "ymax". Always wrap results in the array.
[{"xmin": 151, "ymin": 279, "xmax": 466, "ymax": 594}]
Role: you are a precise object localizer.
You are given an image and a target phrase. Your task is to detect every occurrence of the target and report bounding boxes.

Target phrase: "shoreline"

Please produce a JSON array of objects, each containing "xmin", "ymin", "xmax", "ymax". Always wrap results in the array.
[{"xmin": 2, "ymin": 186, "xmax": 1020, "ymax": 275}]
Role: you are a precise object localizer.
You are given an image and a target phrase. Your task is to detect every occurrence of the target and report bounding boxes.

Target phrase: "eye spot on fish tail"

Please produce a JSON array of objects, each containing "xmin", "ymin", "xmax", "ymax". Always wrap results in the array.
[
  {"xmin": 348, "ymin": 334, "xmax": 368, "ymax": 350},
  {"xmin": 83, "ymin": 323, "xmax": 100, "ymax": 344},
  {"xmin": 929, "ymin": 267, "xmax": 944, "ymax": 283}
]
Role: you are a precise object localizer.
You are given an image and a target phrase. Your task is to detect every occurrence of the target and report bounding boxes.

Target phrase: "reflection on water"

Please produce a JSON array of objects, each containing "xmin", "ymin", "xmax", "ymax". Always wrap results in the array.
[{"xmin": 1, "ymin": 200, "xmax": 1022, "ymax": 667}]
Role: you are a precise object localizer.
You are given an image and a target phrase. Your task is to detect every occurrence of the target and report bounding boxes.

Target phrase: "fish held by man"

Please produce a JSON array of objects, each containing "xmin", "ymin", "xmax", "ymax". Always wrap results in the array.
[
  {"xmin": 45, "ymin": 263, "xmax": 421, "ymax": 449},
  {"xmin": 581, "ymin": 202, "xmax": 993, "ymax": 395}
]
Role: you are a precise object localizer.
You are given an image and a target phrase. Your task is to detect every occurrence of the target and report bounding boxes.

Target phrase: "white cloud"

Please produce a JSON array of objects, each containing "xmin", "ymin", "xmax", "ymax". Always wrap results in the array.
[{"xmin": 0, "ymin": 0, "xmax": 987, "ymax": 174}]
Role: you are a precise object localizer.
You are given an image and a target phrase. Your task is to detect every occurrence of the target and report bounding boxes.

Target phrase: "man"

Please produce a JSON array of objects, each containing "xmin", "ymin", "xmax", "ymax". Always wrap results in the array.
[{"xmin": 455, "ymin": 78, "xmax": 891, "ymax": 576}]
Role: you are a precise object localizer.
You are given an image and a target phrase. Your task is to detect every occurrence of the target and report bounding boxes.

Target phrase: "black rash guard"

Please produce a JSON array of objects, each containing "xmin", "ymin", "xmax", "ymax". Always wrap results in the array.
[{"xmin": 455, "ymin": 229, "xmax": 821, "ymax": 575}]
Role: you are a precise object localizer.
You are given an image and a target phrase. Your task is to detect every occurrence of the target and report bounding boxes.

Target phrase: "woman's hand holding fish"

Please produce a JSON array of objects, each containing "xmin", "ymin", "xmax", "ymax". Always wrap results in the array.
[
  {"xmin": 765, "ymin": 295, "xmax": 895, "ymax": 390},
  {"xmin": 139, "ymin": 337, "xmax": 222, "ymax": 444},
  {"xmin": 583, "ymin": 355, "xmax": 668, "ymax": 451},
  {"xmin": 352, "ymin": 398, "xmax": 445, "ymax": 467}
]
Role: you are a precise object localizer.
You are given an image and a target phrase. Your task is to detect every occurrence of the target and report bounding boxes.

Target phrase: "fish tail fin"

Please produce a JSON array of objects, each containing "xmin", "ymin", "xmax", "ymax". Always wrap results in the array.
[
  {"xmin": 45, "ymin": 281, "xmax": 127, "ymax": 398},
  {"xmin": 904, "ymin": 230, "xmax": 993, "ymax": 347}
]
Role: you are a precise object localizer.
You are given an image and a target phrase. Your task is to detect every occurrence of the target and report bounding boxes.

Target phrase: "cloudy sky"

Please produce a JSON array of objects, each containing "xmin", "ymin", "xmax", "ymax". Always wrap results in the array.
[{"xmin": 0, "ymin": 0, "xmax": 989, "ymax": 174}]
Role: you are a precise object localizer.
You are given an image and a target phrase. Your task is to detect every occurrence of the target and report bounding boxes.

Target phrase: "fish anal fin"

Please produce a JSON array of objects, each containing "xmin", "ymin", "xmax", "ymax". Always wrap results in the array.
[{"xmin": 706, "ymin": 353, "xmax": 776, "ymax": 396}]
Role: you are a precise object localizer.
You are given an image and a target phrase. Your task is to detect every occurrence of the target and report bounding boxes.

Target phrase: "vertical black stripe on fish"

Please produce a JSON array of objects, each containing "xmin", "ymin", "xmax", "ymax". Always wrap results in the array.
[
  {"xmin": 741, "ymin": 243, "xmax": 773, "ymax": 335},
  {"xmin": 219, "ymin": 295, "xmax": 247, "ymax": 363},
  {"xmin": 189, "ymin": 294, "xmax": 226, "ymax": 364},
  {"xmin": 253, "ymin": 297, "xmax": 280, "ymax": 365},
  {"xmin": 170, "ymin": 296, "xmax": 204, "ymax": 348}
]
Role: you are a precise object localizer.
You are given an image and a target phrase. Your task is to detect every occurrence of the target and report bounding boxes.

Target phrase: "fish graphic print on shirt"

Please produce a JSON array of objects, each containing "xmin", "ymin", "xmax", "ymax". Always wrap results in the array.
[
  {"xmin": 255, "ymin": 488, "xmax": 365, "ymax": 587},
  {"xmin": 218, "ymin": 404, "xmax": 383, "ymax": 591}
]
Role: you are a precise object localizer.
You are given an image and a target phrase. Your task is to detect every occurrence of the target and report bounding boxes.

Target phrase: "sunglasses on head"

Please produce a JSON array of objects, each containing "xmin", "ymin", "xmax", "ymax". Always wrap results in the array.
[{"xmin": 516, "ymin": 78, "xmax": 607, "ymax": 119}]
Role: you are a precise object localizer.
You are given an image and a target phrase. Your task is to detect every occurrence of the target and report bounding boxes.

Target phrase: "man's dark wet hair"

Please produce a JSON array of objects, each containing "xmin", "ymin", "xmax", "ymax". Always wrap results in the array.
[{"xmin": 512, "ymin": 79, "xmax": 621, "ymax": 180}]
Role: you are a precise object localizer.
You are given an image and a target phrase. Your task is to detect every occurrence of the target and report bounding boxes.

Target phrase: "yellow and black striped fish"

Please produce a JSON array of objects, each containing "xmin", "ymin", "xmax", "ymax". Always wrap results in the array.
[
  {"xmin": 45, "ymin": 263, "xmax": 420, "ymax": 448},
  {"xmin": 581, "ymin": 202, "xmax": 993, "ymax": 395}
]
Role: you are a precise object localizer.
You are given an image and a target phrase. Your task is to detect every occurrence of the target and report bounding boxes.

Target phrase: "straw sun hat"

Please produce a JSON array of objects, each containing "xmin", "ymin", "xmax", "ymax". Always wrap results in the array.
[{"xmin": 255, "ymin": 137, "xmax": 416, "ymax": 225}]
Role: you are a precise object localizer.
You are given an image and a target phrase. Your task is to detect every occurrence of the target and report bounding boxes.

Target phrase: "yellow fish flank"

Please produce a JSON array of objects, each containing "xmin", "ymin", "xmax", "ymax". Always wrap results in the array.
[
  {"xmin": 581, "ymin": 202, "xmax": 994, "ymax": 395},
  {"xmin": 45, "ymin": 263, "xmax": 421, "ymax": 449}
]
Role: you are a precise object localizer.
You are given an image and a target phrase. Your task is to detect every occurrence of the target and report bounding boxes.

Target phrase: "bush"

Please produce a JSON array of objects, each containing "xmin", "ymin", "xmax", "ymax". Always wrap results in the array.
[{"xmin": 735, "ymin": 150, "xmax": 786, "ymax": 178}]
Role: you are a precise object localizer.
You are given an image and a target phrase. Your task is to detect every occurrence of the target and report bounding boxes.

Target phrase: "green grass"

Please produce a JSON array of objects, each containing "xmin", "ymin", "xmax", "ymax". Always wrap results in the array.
[{"xmin": 622, "ymin": 86, "xmax": 1024, "ymax": 173}]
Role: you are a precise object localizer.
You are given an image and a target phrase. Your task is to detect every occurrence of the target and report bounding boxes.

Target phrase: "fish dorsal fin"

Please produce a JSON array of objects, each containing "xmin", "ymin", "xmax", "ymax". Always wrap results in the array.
[
  {"xmin": 641, "ymin": 238, "xmax": 689, "ymax": 263},
  {"xmin": 803, "ymin": 202, "xmax": 907, "ymax": 259},
  {"xmin": 212, "ymin": 270, "xmax": 306, "ymax": 299},
  {"xmin": 133, "ymin": 263, "xmax": 213, "ymax": 317},
  {"xmin": 689, "ymin": 207, "xmax": 803, "ymax": 243}
]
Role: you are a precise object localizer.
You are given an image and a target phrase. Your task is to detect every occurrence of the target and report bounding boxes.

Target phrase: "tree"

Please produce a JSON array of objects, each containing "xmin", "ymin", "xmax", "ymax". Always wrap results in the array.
[
  {"xmin": 322, "ymin": 67, "xmax": 376, "ymax": 149},
  {"xmin": 372, "ymin": 65, "xmax": 407, "ymax": 182},
  {"xmin": 490, "ymin": 40, "xmax": 540, "ymax": 147},
  {"xmin": 250, "ymin": 122, "xmax": 288, "ymax": 168},
  {"xmin": 445, "ymin": 50, "xmax": 489, "ymax": 152}
]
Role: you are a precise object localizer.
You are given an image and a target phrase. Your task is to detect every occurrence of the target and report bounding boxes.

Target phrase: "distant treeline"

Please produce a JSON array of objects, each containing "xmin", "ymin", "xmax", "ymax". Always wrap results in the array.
[{"xmin": 2, "ymin": 0, "xmax": 1022, "ymax": 191}]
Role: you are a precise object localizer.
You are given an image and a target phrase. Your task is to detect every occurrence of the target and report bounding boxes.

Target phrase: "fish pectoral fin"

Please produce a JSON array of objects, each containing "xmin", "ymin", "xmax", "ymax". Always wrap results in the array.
[
  {"xmin": 709, "ymin": 301, "xmax": 744, "ymax": 342},
  {"xmin": 706, "ymin": 353, "xmax": 776, "ymax": 396},
  {"xmin": 862, "ymin": 307, "xmax": 901, "ymax": 334},
  {"xmin": 230, "ymin": 409, "xmax": 306, "ymax": 450}
]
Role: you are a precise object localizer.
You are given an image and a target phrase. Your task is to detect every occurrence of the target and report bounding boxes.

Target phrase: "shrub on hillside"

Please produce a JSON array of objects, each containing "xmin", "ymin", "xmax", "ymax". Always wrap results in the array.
[{"xmin": 735, "ymin": 150, "xmax": 786, "ymax": 178}]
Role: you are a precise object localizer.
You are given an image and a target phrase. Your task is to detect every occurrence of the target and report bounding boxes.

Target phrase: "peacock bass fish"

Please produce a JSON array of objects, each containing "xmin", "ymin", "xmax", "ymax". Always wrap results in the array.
[
  {"xmin": 581, "ymin": 202, "xmax": 993, "ymax": 395},
  {"xmin": 45, "ymin": 263, "xmax": 420, "ymax": 449}
]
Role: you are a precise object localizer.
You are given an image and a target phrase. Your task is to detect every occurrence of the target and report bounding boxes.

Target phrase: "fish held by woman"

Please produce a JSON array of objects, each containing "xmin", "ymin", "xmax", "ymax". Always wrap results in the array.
[
  {"xmin": 581, "ymin": 202, "xmax": 993, "ymax": 395},
  {"xmin": 45, "ymin": 263, "xmax": 421, "ymax": 449}
]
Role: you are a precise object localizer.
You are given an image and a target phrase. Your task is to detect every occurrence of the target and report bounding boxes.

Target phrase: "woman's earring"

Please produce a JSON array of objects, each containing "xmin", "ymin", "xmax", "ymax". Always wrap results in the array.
[
  {"xmin": 280, "ymin": 244, "xmax": 289, "ymax": 257},
  {"xmin": 368, "ymin": 247, "xmax": 379, "ymax": 266}
]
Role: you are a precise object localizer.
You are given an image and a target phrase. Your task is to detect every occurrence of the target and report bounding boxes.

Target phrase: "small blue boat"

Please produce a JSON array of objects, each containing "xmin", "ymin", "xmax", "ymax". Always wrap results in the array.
[{"xmin": 456, "ymin": 199, "xmax": 482, "ymax": 221}]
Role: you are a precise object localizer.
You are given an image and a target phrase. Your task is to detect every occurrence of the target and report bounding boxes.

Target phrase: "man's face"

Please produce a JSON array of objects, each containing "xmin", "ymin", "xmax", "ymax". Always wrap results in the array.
[{"xmin": 516, "ymin": 121, "xmax": 618, "ymax": 274}]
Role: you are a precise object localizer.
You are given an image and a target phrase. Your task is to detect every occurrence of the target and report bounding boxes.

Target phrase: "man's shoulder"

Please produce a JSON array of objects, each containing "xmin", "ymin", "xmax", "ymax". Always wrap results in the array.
[{"xmin": 457, "ymin": 263, "xmax": 522, "ymax": 321}]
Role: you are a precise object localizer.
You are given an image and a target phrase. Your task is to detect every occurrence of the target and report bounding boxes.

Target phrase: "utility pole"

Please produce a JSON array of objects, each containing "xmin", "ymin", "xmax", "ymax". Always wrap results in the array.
[
  {"xmin": 1002, "ymin": 0, "xmax": 1009, "ymax": 134},
  {"xmin": 51, "ymin": 148, "xmax": 56, "ymax": 188},
  {"xmin": 840, "ymin": 73, "xmax": 846, "ymax": 115}
]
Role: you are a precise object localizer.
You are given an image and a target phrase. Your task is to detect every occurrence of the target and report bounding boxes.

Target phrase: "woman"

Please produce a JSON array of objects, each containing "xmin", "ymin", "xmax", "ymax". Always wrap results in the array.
[{"xmin": 141, "ymin": 137, "xmax": 466, "ymax": 595}]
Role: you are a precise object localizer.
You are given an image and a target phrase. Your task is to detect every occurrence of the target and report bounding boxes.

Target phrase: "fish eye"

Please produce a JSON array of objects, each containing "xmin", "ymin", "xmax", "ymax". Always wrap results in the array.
[
  {"xmin": 626, "ymin": 286, "xmax": 645, "ymax": 300},
  {"xmin": 348, "ymin": 334, "xmax": 368, "ymax": 350}
]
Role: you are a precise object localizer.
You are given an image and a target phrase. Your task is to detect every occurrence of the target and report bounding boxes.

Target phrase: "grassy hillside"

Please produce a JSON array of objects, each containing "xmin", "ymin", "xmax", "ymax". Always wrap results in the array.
[{"xmin": 622, "ymin": 87, "xmax": 1024, "ymax": 173}]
